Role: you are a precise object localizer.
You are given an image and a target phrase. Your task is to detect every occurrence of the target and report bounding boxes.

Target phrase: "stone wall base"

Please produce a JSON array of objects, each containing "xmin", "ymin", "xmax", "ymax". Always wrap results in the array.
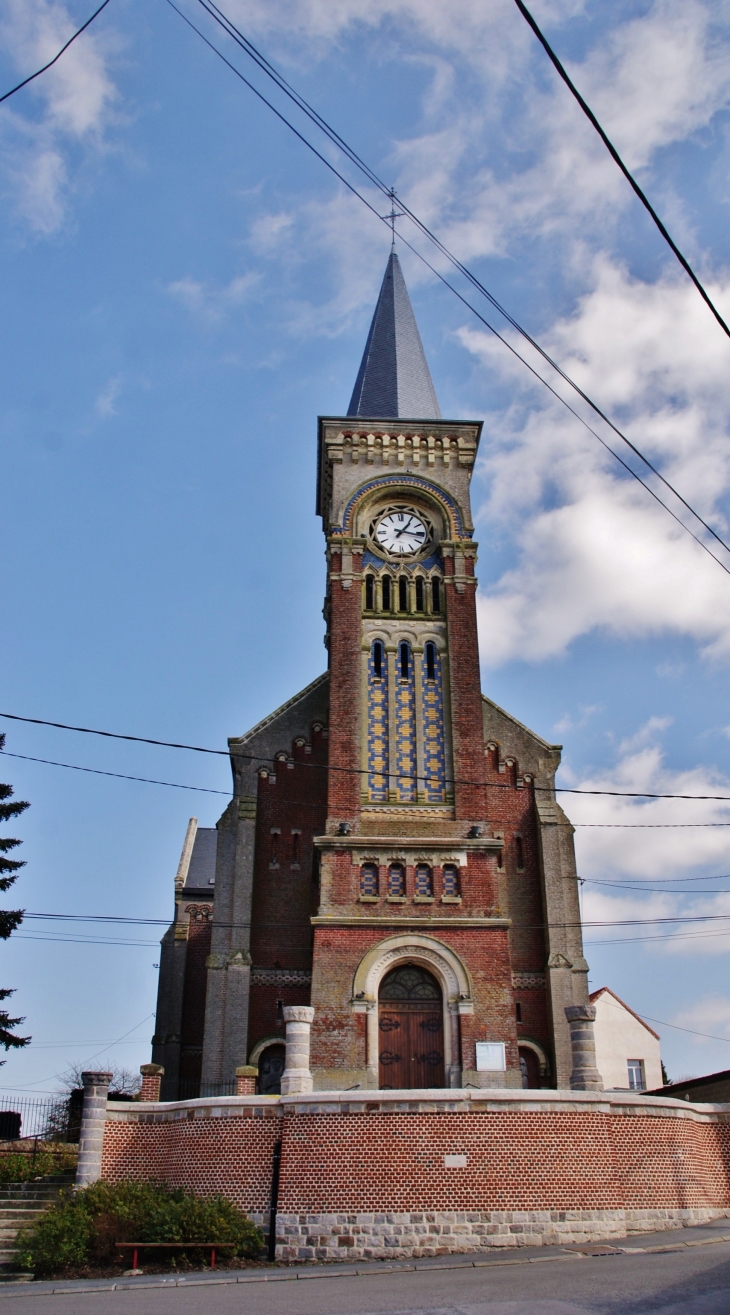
[{"xmin": 276, "ymin": 1207, "xmax": 730, "ymax": 1263}]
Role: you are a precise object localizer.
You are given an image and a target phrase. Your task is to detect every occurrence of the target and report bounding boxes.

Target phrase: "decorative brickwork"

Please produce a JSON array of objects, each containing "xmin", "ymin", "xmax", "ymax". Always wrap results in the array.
[
  {"xmin": 367, "ymin": 642, "xmax": 388, "ymax": 802},
  {"xmin": 421, "ymin": 645, "xmax": 446, "ymax": 802}
]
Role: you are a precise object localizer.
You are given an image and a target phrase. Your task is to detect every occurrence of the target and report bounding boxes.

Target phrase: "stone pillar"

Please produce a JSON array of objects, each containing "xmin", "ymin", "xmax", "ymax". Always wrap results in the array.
[
  {"xmin": 280, "ymin": 1006, "xmax": 314, "ymax": 1095},
  {"xmin": 565, "ymin": 1005, "xmax": 603, "ymax": 1092},
  {"xmin": 235, "ymin": 1065, "xmax": 258, "ymax": 1095},
  {"xmin": 138, "ymin": 1064, "xmax": 164, "ymax": 1102},
  {"xmin": 75, "ymin": 1072, "xmax": 113, "ymax": 1188}
]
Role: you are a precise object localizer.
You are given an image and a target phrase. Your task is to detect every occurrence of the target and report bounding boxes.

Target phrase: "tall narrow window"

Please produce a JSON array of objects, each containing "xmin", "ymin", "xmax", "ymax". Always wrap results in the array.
[
  {"xmin": 373, "ymin": 640, "xmax": 383, "ymax": 679},
  {"xmin": 398, "ymin": 575, "xmax": 408, "ymax": 612},
  {"xmin": 399, "ymin": 641, "xmax": 410, "ymax": 680},
  {"xmin": 415, "ymin": 864, "xmax": 433, "ymax": 897},
  {"xmin": 516, "ymin": 836, "xmax": 525, "ymax": 870},
  {"xmin": 388, "ymin": 864, "xmax": 405, "ymax": 897},
  {"xmin": 442, "ymin": 864, "xmax": 459, "ymax": 898},
  {"xmin": 291, "ymin": 832, "xmax": 300, "ymax": 864},
  {"xmin": 431, "ymin": 577, "xmax": 441, "ymax": 612},
  {"xmin": 516, "ymin": 1001, "xmax": 522, "ymax": 1022},
  {"xmin": 270, "ymin": 832, "xmax": 279, "ymax": 865},
  {"xmin": 382, "ymin": 576, "xmax": 391, "ymax": 611},
  {"xmin": 365, "ymin": 575, "xmax": 374, "ymax": 610},
  {"xmin": 627, "ymin": 1060, "xmax": 645, "ymax": 1091},
  {"xmin": 425, "ymin": 641, "xmax": 436, "ymax": 681},
  {"xmin": 415, "ymin": 577, "xmax": 424, "ymax": 611},
  {"xmin": 360, "ymin": 863, "xmax": 378, "ymax": 898}
]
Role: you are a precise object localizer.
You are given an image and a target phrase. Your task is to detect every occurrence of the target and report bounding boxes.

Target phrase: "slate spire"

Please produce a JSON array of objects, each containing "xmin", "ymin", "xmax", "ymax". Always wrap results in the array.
[{"xmin": 347, "ymin": 251, "xmax": 441, "ymax": 419}]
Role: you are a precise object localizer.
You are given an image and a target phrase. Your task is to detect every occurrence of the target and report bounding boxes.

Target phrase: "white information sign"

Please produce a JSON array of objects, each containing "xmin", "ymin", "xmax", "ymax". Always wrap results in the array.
[{"xmin": 475, "ymin": 1041, "xmax": 506, "ymax": 1072}]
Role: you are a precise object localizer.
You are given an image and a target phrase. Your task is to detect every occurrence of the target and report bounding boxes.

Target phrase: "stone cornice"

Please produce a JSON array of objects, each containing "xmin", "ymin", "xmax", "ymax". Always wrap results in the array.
[
  {"xmin": 310, "ymin": 916, "xmax": 511, "ymax": 929},
  {"xmin": 314, "ymin": 835, "xmax": 502, "ymax": 852}
]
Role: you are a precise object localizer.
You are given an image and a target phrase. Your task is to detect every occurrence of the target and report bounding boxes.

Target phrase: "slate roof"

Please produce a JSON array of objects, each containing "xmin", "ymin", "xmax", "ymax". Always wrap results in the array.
[
  {"xmin": 347, "ymin": 251, "xmax": 441, "ymax": 419},
  {"xmin": 184, "ymin": 827, "xmax": 217, "ymax": 889}
]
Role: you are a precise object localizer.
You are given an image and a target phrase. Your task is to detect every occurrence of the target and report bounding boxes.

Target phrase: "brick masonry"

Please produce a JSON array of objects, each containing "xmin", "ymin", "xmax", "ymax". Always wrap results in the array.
[{"xmin": 100, "ymin": 1090, "xmax": 730, "ymax": 1260}]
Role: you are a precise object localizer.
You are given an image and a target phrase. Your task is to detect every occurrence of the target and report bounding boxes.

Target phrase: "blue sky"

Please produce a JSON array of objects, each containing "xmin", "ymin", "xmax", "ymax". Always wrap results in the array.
[{"xmin": 1, "ymin": 0, "xmax": 730, "ymax": 1092}]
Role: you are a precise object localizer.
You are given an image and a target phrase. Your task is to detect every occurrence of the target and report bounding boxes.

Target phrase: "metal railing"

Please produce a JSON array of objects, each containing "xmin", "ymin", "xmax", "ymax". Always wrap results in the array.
[
  {"xmin": 176, "ymin": 1080, "xmax": 237, "ymax": 1101},
  {"xmin": 0, "ymin": 1093, "xmax": 81, "ymax": 1144}
]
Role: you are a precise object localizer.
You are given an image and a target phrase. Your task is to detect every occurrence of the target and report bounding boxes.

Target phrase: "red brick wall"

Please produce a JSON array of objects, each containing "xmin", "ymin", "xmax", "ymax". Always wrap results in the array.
[
  {"xmin": 101, "ymin": 1103, "xmax": 730, "ymax": 1217},
  {"xmin": 325, "ymin": 549, "xmax": 362, "ymax": 823},
  {"xmin": 443, "ymin": 560, "xmax": 488, "ymax": 820}
]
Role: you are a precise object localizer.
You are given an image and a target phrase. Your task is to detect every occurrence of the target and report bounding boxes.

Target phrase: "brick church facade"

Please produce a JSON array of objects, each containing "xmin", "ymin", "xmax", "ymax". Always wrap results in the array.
[{"xmin": 151, "ymin": 251, "xmax": 588, "ymax": 1100}]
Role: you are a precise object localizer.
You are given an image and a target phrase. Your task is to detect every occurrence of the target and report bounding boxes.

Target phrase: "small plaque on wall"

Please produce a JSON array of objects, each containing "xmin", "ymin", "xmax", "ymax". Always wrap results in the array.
[{"xmin": 475, "ymin": 1041, "xmax": 506, "ymax": 1072}]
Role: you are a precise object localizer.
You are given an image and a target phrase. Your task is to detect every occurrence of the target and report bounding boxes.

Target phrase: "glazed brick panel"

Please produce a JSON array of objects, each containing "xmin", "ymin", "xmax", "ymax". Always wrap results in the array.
[{"xmin": 101, "ymin": 1114, "xmax": 281, "ymax": 1212}]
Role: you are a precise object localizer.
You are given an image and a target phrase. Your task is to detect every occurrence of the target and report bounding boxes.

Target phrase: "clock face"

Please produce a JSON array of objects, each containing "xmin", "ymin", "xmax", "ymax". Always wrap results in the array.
[{"xmin": 375, "ymin": 510, "xmax": 428, "ymax": 555}]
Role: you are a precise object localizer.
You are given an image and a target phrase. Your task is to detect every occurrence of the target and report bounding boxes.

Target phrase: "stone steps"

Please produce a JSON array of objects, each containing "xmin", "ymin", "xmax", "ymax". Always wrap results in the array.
[{"xmin": 0, "ymin": 1171, "xmax": 75, "ymax": 1276}]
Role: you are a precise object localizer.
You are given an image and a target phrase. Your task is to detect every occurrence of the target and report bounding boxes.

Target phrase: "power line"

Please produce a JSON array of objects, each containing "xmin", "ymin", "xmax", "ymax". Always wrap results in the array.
[
  {"xmin": 0, "ymin": 0, "xmax": 112, "ymax": 105},
  {"xmin": 172, "ymin": 0, "xmax": 730, "ymax": 576},
  {"xmin": 584, "ymin": 877, "xmax": 730, "ymax": 895},
  {"xmin": 599, "ymin": 996, "xmax": 730, "ymax": 1046},
  {"xmin": 0, "ymin": 749, "xmax": 231, "ymax": 796},
  {"xmin": 4, "ymin": 745, "xmax": 730, "ymax": 826},
  {"xmin": 4, "ymin": 711, "xmax": 730, "ymax": 802},
  {"xmin": 511, "ymin": 0, "xmax": 730, "ymax": 343}
]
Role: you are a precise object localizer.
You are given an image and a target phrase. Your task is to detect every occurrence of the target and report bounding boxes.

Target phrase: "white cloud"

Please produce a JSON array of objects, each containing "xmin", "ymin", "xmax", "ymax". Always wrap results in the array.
[
  {"xmin": 465, "ymin": 259, "xmax": 730, "ymax": 665},
  {"xmin": 672, "ymin": 995, "xmax": 730, "ymax": 1044},
  {"xmin": 95, "ymin": 374, "xmax": 122, "ymax": 418},
  {"xmin": 0, "ymin": 0, "xmax": 118, "ymax": 233},
  {"xmin": 166, "ymin": 272, "xmax": 259, "ymax": 322}
]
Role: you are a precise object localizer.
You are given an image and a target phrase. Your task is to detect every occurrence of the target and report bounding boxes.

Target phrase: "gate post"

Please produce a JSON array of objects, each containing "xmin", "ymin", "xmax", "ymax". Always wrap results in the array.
[
  {"xmin": 565, "ymin": 1005, "xmax": 603, "ymax": 1091},
  {"xmin": 280, "ymin": 1007, "xmax": 314, "ymax": 1094},
  {"xmin": 75, "ymin": 1071, "xmax": 113, "ymax": 1187}
]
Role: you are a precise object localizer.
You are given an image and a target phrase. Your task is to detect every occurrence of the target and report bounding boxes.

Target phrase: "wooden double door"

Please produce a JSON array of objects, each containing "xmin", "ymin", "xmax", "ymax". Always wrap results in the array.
[{"xmin": 378, "ymin": 965, "xmax": 445, "ymax": 1089}]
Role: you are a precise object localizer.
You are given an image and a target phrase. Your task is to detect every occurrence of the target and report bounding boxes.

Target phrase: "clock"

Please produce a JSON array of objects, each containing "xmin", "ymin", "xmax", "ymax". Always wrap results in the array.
[{"xmin": 375, "ymin": 509, "xmax": 428, "ymax": 555}]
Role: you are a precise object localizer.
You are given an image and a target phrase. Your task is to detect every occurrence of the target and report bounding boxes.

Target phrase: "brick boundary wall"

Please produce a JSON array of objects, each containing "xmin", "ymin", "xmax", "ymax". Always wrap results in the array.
[{"xmin": 101, "ymin": 1090, "xmax": 730, "ymax": 1261}]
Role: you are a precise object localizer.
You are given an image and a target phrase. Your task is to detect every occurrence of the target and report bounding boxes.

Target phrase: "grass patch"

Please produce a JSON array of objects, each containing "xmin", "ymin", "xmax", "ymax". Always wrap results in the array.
[{"xmin": 14, "ymin": 1179, "xmax": 263, "ymax": 1278}]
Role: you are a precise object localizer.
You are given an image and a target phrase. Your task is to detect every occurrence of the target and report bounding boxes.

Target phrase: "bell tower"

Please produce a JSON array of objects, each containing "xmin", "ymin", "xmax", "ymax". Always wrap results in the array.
[{"xmin": 310, "ymin": 251, "xmax": 522, "ymax": 1090}]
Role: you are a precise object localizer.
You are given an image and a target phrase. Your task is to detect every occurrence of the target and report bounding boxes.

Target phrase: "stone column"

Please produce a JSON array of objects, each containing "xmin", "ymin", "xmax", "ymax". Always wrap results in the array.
[
  {"xmin": 565, "ymin": 1005, "xmax": 603, "ymax": 1091},
  {"xmin": 235, "ymin": 1065, "xmax": 258, "ymax": 1095},
  {"xmin": 75, "ymin": 1072, "xmax": 113, "ymax": 1188},
  {"xmin": 280, "ymin": 1006, "xmax": 314, "ymax": 1095},
  {"xmin": 138, "ymin": 1064, "xmax": 164, "ymax": 1102}
]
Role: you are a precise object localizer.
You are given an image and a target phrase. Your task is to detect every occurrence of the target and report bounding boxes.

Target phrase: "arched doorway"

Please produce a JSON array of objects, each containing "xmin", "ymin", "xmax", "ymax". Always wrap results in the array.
[
  {"xmin": 258, "ymin": 1045, "xmax": 285, "ymax": 1095},
  {"xmin": 519, "ymin": 1046, "xmax": 541, "ymax": 1089},
  {"xmin": 378, "ymin": 965, "xmax": 445, "ymax": 1089}
]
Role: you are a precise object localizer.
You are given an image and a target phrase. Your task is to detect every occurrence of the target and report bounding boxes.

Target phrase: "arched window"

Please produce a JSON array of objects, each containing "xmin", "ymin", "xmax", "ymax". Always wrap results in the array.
[
  {"xmin": 365, "ymin": 575, "xmax": 374, "ymax": 610},
  {"xmin": 415, "ymin": 577, "xmax": 424, "ymax": 611},
  {"xmin": 415, "ymin": 864, "xmax": 433, "ymax": 897},
  {"xmin": 425, "ymin": 641, "xmax": 436, "ymax": 681},
  {"xmin": 360, "ymin": 863, "xmax": 378, "ymax": 898},
  {"xmin": 398, "ymin": 576, "xmax": 408, "ymax": 612},
  {"xmin": 382, "ymin": 576, "xmax": 391, "ymax": 611},
  {"xmin": 399, "ymin": 641, "xmax": 410, "ymax": 680},
  {"xmin": 442, "ymin": 864, "xmax": 459, "ymax": 898},
  {"xmin": 431, "ymin": 577, "xmax": 441, "ymax": 612},
  {"xmin": 373, "ymin": 640, "xmax": 384, "ymax": 679},
  {"xmin": 388, "ymin": 863, "xmax": 405, "ymax": 897}
]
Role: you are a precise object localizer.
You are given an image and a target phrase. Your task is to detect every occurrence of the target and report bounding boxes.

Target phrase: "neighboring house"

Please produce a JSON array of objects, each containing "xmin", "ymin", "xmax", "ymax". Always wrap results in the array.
[
  {"xmin": 649, "ymin": 1070, "xmax": 730, "ymax": 1103},
  {"xmin": 590, "ymin": 987, "xmax": 662, "ymax": 1092}
]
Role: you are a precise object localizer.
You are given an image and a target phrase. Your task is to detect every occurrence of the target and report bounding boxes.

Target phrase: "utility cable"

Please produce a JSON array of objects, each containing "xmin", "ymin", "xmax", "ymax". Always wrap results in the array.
[
  {"xmin": 175, "ymin": 0, "xmax": 730, "ymax": 573},
  {"xmin": 511, "ymin": 0, "xmax": 730, "ymax": 342},
  {"xmin": 4, "ymin": 712, "xmax": 730, "ymax": 802},
  {"xmin": 20, "ymin": 910, "xmax": 730, "ymax": 931},
  {"xmin": 0, "ymin": 0, "xmax": 112, "ymax": 105},
  {"xmin": 0, "ymin": 749, "xmax": 231, "ymax": 796}
]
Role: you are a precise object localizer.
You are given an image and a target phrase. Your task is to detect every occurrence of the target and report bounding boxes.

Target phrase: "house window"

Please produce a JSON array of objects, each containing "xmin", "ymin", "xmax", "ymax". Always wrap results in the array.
[
  {"xmin": 388, "ymin": 864, "xmax": 405, "ymax": 897},
  {"xmin": 399, "ymin": 641, "xmax": 410, "ymax": 680},
  {"xmin": 442, "ymin": 864, "xmax": 459, "ymax": 897},
  {"xmin": 415, "ymin": 577, "xmax": 424, "ymax": 611},
  {"xmin": 360, "ymin": 863, "xmax": 378, "ymax": 897},
  {"xmin": 382, "ymin": 576, "xmax": 391, "ymax": 610},
  {"xmin": 425, "ymin": 641, "xmax": 436, "ymax": 681},
  {"xmin": 365, "ymin": 575, "xmax": 374, "ymax": 610},
  {"xmin": 398, "ymin": 576, "xmax": 408, "ymax": 612},
  {"xmin": 627, "ymin": 1060, "xmax": 645, "ymax": 1091},
  {"xmin": 431, "ymin": 577, "xmax": 441, "ymax": 612},
  {"xmin": 415, "ymin": 864, "xmax": 433, "ymax": 897},
  {"xmin": 373, "ymin": 640, "xmax": 384, "ymax": 679}
]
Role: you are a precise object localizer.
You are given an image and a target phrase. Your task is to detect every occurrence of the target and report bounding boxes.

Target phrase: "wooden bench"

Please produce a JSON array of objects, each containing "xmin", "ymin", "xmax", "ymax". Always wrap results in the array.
[{"xmin": 116, "ymin": 1241, "xmax": 238, "ymax": 1271}]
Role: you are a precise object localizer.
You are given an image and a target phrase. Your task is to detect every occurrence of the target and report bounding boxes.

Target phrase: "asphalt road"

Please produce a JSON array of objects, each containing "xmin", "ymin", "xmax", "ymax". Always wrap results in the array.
[{"xmin": 2, "ymin": 1236, "xmax": 730, "ymax": 1315}]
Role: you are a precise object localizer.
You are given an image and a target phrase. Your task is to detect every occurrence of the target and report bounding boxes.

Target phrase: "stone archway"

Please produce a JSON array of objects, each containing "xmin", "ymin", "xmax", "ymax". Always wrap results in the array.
[{"xmin": 351, "ymin": 934, "xmax": 473, "ymax": 1089}]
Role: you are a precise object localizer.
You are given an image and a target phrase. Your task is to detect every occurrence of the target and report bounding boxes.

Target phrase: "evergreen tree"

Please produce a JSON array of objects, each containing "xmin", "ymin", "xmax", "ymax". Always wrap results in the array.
[{"xmin": 0, "ymin": 735, "xmax": 30, "ymax": 1054}]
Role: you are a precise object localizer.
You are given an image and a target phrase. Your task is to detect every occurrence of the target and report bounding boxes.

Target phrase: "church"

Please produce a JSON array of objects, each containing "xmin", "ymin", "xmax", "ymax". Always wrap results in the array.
[{"xmin": 151, "ymin": 250, "xmax": 588, "ymax": 1100}]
